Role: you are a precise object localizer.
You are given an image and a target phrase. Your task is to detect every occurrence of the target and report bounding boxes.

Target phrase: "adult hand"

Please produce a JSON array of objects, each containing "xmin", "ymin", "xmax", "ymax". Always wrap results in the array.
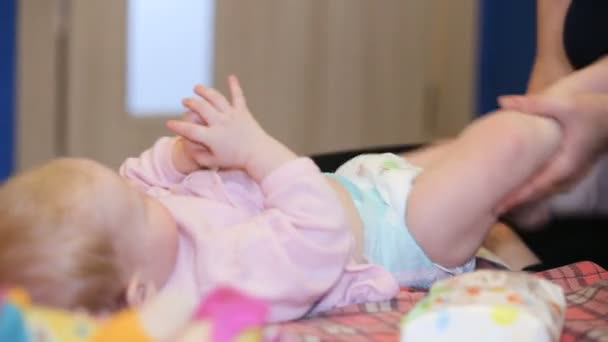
[{"xmin": 497, "ymin": 92, "xmax": 608, "ymax": 213}]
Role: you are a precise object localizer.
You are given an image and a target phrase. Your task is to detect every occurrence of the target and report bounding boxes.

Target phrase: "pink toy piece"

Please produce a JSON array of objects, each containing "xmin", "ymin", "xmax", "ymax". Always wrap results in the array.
[{"xmin": 195, "ymin": 287, "xmax": 269, "ymax": 342}]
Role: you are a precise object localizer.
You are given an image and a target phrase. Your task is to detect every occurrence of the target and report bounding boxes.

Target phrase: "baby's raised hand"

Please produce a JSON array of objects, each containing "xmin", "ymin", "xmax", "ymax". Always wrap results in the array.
[{"xmin": 167, "ymin": 76, "xmax": 296, "ymax": 181}]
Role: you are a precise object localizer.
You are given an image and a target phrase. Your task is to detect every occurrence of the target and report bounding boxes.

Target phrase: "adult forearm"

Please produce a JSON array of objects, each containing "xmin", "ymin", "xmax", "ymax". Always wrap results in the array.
[
  {"xmin": 554, "ymin": 56, "xmax": 608, "ymax": 94},
  {"xmin": 528, "ymin": 0, "xmax": 573, "ymax": 93}
]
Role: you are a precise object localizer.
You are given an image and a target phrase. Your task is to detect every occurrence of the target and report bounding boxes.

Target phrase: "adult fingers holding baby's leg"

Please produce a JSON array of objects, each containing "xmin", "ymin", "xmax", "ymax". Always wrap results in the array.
[
  {"xmin": 497, "ymin": 94, "xmax": 606, "ymax": 214},
  {"xmin": 496, "ymin": 148, "xmax": 589, "ymax": 223},
  {"xmin": 194, "ymin": 84, "xmax": 231, "ymax": 113},
  {"xmin": 499, "ymin": 94, "xmax": 573, "ymax": 119}
]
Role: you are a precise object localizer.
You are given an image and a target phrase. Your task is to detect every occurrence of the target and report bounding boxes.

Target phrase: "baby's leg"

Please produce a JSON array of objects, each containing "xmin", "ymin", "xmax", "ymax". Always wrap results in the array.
[
  {"xmin": 401, "ymin": 138, "xmax": 542, "ymax": 270},
  {"xmin": 400, "ymin": 139, "xmax": 454, "ymax": 169},
  {"xmin": 406, "ymin": 111, "xmax": 561, "ymax": 268}
]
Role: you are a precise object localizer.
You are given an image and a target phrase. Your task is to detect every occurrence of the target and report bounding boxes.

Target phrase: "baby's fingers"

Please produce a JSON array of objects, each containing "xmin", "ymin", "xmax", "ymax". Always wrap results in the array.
[
  {"xmin": 495, "ymin": 157, "xmax": 571, "ymax": 216},
  {"xmin": 167, "ymin": 120, "xmax": 212, "ymax": 146},
  {"xmin": 183, "ymin": 98, "xmax": 220, "ymax": 125},
  {"xmin": 182, "ymin": 111, "xmax": 205, "ymax": 125},
  {"xmin": 228, "ymin": 75, "xmax": 247, "ymax": 110},
  {"xmin": 191, "ymin": 149, "xmax": 218, "ymax": 169},
  {"xmin": 194, "ymin": 85, "xmax": 231, "ymax": 113},
  {"xmin": 499, "ymin": 95, "xmax": 573, "ymax": 120}
]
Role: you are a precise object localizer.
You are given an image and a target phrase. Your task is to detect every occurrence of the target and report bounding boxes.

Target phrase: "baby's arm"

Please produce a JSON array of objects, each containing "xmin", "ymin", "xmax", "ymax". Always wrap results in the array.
[
  {"xmin": 169, "ymin": 79, "xmax": 361, "ymax": 320},
  {"xmin": 122, "ymin": 76, "xmax": 296, "ymax": 189},
  {"xmin": 171, "ymin": 137, "xmax": 201, "ymax": 175},
  {"xmin": 406, "ymin": 111, "xmax": 561, "ymax": 267},
  {"xmin": 193, "ymin": 157, "xmax": 357, "ymax": 322},
  {"xmin": 120, "ymin": 137, "xmax": 189, "ymax": 190}
]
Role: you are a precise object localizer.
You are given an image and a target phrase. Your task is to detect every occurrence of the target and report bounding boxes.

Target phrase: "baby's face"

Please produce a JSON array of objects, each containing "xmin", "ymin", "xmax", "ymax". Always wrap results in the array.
[{"xmin": 78, "ymin": 160, "xmax": 179, "ymax": 291}]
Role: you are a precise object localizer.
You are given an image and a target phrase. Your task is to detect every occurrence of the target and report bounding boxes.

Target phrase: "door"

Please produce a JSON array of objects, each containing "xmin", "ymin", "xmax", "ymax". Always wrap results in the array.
[
  {"xmin": 18, "ymin": 0, "xmax": 478, "ymax": 169},
  {"xmin": 0, "ymin": 0, "xmax": 16, "ymax": 179}
]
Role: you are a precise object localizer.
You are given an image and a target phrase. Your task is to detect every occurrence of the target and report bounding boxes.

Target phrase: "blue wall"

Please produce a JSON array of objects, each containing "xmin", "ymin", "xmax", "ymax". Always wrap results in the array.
[
  {"xmin": 477, "ymin": 1, "xmax": 537, "ymax": 115},
  {"xmin": 0, "ymin": 0, "xmax": 16, "ymax": 179}
]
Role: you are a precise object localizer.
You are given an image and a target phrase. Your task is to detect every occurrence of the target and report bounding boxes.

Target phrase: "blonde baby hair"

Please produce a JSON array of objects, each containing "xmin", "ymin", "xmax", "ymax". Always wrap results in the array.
[{"xmin": 0, "ymin": 158, "xmax": 138, "ymax": 313}]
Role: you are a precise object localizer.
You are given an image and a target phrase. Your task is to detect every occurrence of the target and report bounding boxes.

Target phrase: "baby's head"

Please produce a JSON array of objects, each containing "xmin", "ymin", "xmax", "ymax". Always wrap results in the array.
[{"xmin": 0, "ymin": 158, "xmax": 178, "ymax": 313}]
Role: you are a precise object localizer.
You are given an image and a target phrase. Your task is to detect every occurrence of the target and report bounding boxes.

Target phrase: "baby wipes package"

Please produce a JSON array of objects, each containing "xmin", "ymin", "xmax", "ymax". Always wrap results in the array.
[{"xmin": 401, "ymin": 270, "xmax": 566, "ymax": 341}]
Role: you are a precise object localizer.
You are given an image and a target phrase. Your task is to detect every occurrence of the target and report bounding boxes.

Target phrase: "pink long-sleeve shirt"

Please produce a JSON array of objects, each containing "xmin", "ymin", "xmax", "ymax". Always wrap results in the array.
[{"xmin": 119, "ymin": 137, "xmax": 398, "ymax": 322}]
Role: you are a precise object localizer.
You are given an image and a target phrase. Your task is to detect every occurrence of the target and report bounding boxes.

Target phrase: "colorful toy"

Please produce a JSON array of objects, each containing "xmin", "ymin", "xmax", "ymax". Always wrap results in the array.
[{"xmin": 0, "ymin": 287, "xmax": 269, "ymax": 342}]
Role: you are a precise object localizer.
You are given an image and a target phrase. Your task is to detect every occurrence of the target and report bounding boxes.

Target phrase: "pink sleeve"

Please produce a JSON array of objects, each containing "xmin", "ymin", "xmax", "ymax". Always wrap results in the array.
[
  {"xmin": 119, "ymin": 137, "xmax": 187, "ymax": 190},
  {"xmin": 195, "ymin": 158, "xmax": 353, "ymax": 322}
]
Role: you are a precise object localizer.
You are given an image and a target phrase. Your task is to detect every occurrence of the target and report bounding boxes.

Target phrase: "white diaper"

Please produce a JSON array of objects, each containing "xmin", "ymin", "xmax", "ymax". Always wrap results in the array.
[
  {"xmin": 401, "ymin": 270, "xmax": 566, "ymax": 342},
  {"xmin": 329, "ymin": 153, "xmax": 475, "ymax": 288}
]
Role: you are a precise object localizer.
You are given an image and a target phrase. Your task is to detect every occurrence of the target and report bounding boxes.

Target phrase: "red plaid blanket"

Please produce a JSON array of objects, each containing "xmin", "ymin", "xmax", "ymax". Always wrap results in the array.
[{"xmin": 276, "ymin": 262, "xmax": 608, "ymax": 341}]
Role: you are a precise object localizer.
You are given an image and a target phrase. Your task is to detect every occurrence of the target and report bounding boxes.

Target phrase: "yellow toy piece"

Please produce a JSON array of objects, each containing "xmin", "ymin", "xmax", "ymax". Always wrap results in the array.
[
  {"xmin": 235, "ymin": 328, "xmax": 263, "ymax": 342},
  {"xmin": 23, "ymin": 306, "xmax": 99, "ymax": 342},
  {"xmin": 5, "ymin": 288, "xmax": 31, "ymax": 307},
  {"xmin": 1, "ymin": 289, "xmax": 99, "ymax": 342},
  {"xmin": 90, "ymin": 310, "xmax": 153, "ymax": 342}
]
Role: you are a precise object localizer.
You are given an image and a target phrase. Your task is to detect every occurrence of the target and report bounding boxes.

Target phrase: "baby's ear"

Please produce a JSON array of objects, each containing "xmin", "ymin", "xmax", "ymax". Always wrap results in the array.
[{"xmin": 126, "ymin": 273, "xmax": 157, "ymax": 308}]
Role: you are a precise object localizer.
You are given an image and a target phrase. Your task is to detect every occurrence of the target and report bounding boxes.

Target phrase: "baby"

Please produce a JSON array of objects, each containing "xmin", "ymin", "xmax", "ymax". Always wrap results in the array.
[{"xmin": 0, "ymin": 74, "xmax": 592, "ymax": 322}]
